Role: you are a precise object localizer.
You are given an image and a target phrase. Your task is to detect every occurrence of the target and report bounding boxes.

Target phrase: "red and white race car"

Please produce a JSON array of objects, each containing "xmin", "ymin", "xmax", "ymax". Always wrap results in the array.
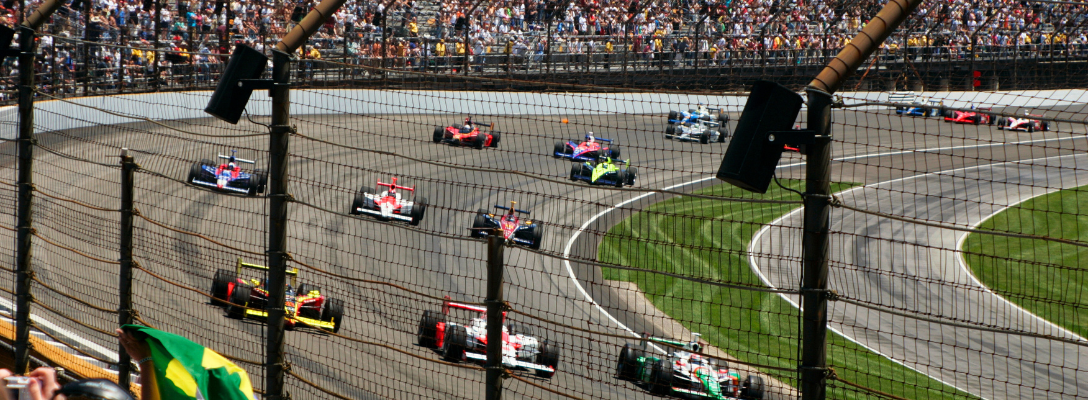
[
  {"xmin": 350, "ymin": 177, "xmax": 428, "ymax": 225},
  {"xmin": 417, "ymin": 297, "xmax": 561, "ymax": 378},
  {"xmin": 432, "ymin": 117, "xmax": 501, "ymax": 149},
  {"xmin": 997, "ymin": 112, "xmax": 1051, "ymax": 132},
  {"xmin": 943, "ymin": 107, "xmax": 994, "ymax": 125}
]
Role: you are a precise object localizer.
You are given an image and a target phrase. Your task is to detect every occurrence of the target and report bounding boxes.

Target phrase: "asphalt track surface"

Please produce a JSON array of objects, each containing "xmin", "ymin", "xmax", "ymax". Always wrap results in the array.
[{"xmin": 0, "ymin": 104, "xmax": 1085, "ymax": 399}]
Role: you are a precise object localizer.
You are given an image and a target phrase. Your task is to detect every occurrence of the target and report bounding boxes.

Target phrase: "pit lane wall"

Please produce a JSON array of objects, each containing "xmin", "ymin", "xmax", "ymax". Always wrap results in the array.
[{"xmin": 1, "ymin": 89, "xmax": 1085, "ymax": 139}]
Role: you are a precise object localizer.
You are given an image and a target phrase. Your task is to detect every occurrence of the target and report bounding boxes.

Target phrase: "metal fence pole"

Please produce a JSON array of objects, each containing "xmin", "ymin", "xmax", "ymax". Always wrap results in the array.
[
  {"xmin": 14, "ymin": 24, "xmax": 38, "ymax": 374},
  {"xmin": 800, "ymin": 87, "xmax": 832, "ymax": 400},
  {"xmin": 485, "ymin": 233, "xmax": 505, "ymax": 400},
  {"xmin": 266, "ymin": 48, "xmax": 293, "ymax": 400},
  {"xmin": 117, "ymin": 148, "xmax": 136, "ymax": 391}
]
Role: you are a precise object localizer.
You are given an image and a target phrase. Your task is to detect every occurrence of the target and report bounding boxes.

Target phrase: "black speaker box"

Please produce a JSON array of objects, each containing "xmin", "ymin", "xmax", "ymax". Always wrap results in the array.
[
  {"xmin": 204, "ymin": 44, "xmax": 268, "ymax": 124},
  {"xmin": 716, "ymin": 80, "xmax": 803, "ymax": 193}
]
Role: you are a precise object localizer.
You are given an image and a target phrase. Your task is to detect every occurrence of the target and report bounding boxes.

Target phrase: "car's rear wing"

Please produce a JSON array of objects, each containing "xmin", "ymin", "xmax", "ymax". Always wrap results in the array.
[
  {"xmin": 494, "ymin": 205, "xmax": 530, "ymax": 214},
  {"xmin": 583, "ymin": 134, "xmax": 614, "ymax": 143},
  {"xmin": 442, "ymin": 295, "xmax": 506, "ymax": 320},
  {"xmin": 235, "ymin": 257, "xmax": 298, "ymax": 287},
  {"xmin": 640, "ymin": 332, "xmax": 702, "ymax": 353},
  {"xmin": 376, "ymin": 176, "xmax": 414, "ymax": 192}
]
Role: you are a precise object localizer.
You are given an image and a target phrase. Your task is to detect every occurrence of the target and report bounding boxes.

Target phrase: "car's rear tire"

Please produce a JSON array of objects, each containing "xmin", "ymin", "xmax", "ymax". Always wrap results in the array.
[
  {"xmin": 625, "ymin": 167, "xmax": 637, "ymax": 186},
  {"xmin": 227, "ymin": 285, "xmax": 249, "ymax": 319},
  {"xmin": 718, "ymin": 113, "xmax": 729, "ymax": 124},
  {"xmin": 323, "ymin": 298, "xmax": 344, "ymax": 333},
  {"xmin": 535, "ymin": 339, "xmax": 560, "ymax": 378},
  {"xmin": 699, "ymin": 132, "xmax": 710, "ymax": 144},
  {"xmin": 617, "ymin": 344, "xmax": 640, "ymax": 380},
  {"xmin": 1028, "ymin": 124, "xmax": 1035, "ymax": 133},
  {"xmin": 569, "ymin": 164, "xmax": 581, "ymax": 181},
  {"xmin": 418, "ymin": 310, "xmax": 444, "ymax": 347},
  {"xmin": 442, "ymin": 325, "xmax": 468, "ymax": 362},
  {"xmin": 1043, "ymin": 121, "xmax": 1051, "ymax": 131},
  {"xmin": 649, "ymin": 358, "xmax": 673, "ymax": 394},
  {"xmin": 665, "ymin": 125, "xmax": 676, "ymax": 139},
  {"xmin": 432, "ymin": 126, "xmax": 445, "ymax": 143},
  {"xmin": 608, "ymin": 146, "xmax": 620, "ymax": 158},
  {"xmin": 668, "ymin": 110, "xmax": 679, "ymax": 121},
  {"xmin": 718, "ymin": 127, "xmax": 730, "ymax": 142},
  {"xmin": 554, "ymin": 141, "xmax": 566, "ymax": 157},
  {"xmin": 410, "ymin": 196, "xmax": 428, "ymax": 226},
  {"xmin": 188, "ymin": 162, "xmax": 203, "ymax": 183},
  {"xmin": 489, "ymin": 132, "xmax": 501, "ymax": 147},
  {"xmin": 741, "ymin": 375, "xmax": 765, "ymax": 399},
  {"xmin": 253, "ymin": 169, "xmax": 268, "ymax": 194},
  {"xmin": 211, "ymin": 269, "xmax": 236, "ymax": 304}
]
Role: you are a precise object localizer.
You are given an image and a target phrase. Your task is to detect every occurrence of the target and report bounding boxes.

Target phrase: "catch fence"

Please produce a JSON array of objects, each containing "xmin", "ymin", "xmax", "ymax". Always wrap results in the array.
[{"xmin": 1, "ymin": 3, "xmax": 1087, "ymax": 400}]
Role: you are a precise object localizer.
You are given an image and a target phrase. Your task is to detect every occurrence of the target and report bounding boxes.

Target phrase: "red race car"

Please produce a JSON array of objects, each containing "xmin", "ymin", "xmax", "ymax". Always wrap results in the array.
[
  {"xmin": 943, "ymin": 107, "xmax": 994, "ymax": 125},
  {"xmin": 433, "ymin": 116, "xmax": 501, "ymax": 149},
  {"xmin": 997, "ymin": 112, "xmax": 1051, "ymax": 132}
]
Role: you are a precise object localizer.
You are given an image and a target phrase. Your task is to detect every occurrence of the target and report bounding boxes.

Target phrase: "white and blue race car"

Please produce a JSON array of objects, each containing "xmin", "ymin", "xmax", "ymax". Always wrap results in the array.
[
  {"xmin": 667, "ymin": 104, "xmax": 730, "ymax": 125},
  {"xmin": 188, "ymin": 150, "xmax": 267, "ymax": 196}
]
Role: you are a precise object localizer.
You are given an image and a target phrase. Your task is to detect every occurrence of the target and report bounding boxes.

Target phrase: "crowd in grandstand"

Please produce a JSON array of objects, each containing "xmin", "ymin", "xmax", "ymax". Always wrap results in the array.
[{"xmin": 1, "ymin": 0, "xmax": 1086, "ymax": 94}]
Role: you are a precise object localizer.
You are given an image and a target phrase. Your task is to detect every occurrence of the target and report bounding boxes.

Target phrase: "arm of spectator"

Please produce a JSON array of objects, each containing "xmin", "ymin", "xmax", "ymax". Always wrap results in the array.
[{"xmin": 117, "ymin": 328, "xmax": 157, "ymax": 400}]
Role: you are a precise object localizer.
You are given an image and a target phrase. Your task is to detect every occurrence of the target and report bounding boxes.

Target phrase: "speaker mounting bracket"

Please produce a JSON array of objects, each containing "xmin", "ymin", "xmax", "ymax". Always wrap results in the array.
[
  {"xmin": 238, "ymin": 79, "xmax": 277, "ymax": 95},
  {"xmin": 767, "ymin": 129, "xmax": 818, "ymax": 146}
]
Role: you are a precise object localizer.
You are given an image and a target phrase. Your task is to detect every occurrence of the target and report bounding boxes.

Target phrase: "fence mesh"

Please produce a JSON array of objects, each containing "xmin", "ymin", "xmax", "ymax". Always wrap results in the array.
[{"xmin": 2, "ymin": 0, "xmax": 1088, "ymax": 398}]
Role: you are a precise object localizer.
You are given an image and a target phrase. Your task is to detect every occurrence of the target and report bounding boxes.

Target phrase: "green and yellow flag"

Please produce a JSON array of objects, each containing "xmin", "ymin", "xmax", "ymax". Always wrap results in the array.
[{"xmin": 123, "ymin": 325, "xmax": 256, "ymax": 400}]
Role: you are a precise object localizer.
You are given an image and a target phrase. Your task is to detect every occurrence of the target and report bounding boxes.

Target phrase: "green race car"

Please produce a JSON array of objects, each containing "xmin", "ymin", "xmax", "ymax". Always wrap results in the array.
[
  {"xmin": 617, "ymin": 333, "xmax": 765, "ymax": 400},
  {"xmin": 569, "ymin": 157, "xmax": 637, "ymax": 187}
]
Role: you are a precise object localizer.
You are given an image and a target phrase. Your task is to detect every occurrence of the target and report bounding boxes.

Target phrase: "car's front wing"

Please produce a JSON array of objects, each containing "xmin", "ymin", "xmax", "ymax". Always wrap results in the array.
[
  {"xmin": 464, "ymin": 352, "xmax": 555, "ymax": 373},
  {"xmin": 354, "ymin": 207, "xmax": 414, "ymax": 221},
  {"xmin": 191, "ymin": 177, "xmax": 251, "ymax": 194},
  {"xmin": 571, "ymin": 172, "xmax": 622, "ymax": 186}
]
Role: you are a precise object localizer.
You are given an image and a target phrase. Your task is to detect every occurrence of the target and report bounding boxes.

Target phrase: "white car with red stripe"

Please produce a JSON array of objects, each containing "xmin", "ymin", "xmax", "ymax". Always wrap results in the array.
[
  {"xmin": 417, "ymin": 298, "xmax": 561, "ymax": 378},
  {"xmin": 350, "ymin": 176, "xmax": 428, "ymax": 225}
]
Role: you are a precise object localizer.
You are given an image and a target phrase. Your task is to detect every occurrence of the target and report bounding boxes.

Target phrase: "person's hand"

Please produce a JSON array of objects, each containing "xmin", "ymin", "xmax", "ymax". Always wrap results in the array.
[
  {"xmin": 116, "ymin": 328, "xmax": 150, "ymax": 363},
  {"xmin": 0, "ymin": 367, "xmax": 62, "ymax": 400}
]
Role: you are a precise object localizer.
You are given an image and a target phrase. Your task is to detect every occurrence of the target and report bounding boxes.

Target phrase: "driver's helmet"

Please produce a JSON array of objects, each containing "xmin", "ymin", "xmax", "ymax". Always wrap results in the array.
[
  {"xmin": 1025, "ymin": 110, "xmax": 1031, "ymax": 116},
  {"xmin": 228, "ymin": 162, "xmax": 237, "ymax": 170},
  {"xmin": 587, "ymin": 134, "xmax": 595, "ymax": 143},
  {"xmin": 460, "ymin": 124, "xmax": 473, "ymax": 133},
  {"xmin": 690, "ymin": 354, "xmax": 705, "ymax": 366}
]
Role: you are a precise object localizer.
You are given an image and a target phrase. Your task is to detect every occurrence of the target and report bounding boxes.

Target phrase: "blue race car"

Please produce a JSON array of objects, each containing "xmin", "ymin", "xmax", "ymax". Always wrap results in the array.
[
  {"xmin": 894, "ymin": 98, "xmax": 943, "ymax": 117},
  {"xmin": 188, "ymin": 150, "xmax": 267, "ymax": 196},
  {"xmin": 553, "ymin": 134, "xmax": 620, "ymax": 161},
  {"xmin": 667, "ymin": 103, "xmax": 729, "ymax": 125}
]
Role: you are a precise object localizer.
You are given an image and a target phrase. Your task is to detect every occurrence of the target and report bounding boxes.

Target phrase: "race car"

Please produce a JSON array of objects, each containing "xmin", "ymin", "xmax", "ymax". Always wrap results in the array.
[
  {"xmin": 996, "ymin": 111, "xmax": 1051, "ymax": 132},
  {"xmin": 665, "ymin": 120, "xmax": 729, "ymax": 144},
  {"xmin": 895, "ymin": 98, "xmax": 942, "ymax": 117},
  {"xmin": 616, "ymin": 333, "xmax": 765, "ymax": 400},
  {"xmin": 553, "ymin": 134, "xmax": 620, "ymax": 161},
  {"xmin": 469, "ymin": 201, "xmax": 543, "ymax": 250},
  {"xmin": 943, "ymin": 107, "xmax": 994, "ymax": 125},
  {"xmin": 432, "ymin": 116, "xmax": 501, "ymax": 149},
  {"xmin": 187, "ymin": 150, "xmax": 267, "ymax": 195},
  {"xmin": 668, "ymin": 103, "xmax": 730, "ymax": 125},
  {"xmin": 210, "ymin": 257, "xmax": 345, "ymax": 333},
  {"xmin": 417, "ymin": 297, "xmax": 560, "ymax": 378},
  {"xmin": 350, "ymin": 176, "xmax": 428, "ymax": 226},
  {"xmin": 569, "ymin": 157, "xmax": 637, "ymax": 187}
]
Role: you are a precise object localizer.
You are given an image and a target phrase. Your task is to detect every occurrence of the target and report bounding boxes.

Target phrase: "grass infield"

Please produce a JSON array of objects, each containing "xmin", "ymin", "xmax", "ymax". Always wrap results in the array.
[
  {"xmin": 962, "ymin": 185, "xmax": 1088, "ymax": 338},
  {"xmin": 598, "ymin": 179, "xmax": 969, "ymax": 400}
]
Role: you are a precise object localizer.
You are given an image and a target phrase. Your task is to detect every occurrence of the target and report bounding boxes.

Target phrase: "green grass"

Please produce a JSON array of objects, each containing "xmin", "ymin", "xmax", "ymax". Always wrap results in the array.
[
  {"xmin": 962, "ymin": 185, "xmax": 1088, "ymax": 338},
  {"xmin": 599, "ymin": 179, "xmax": 970, "ymax": 400}
]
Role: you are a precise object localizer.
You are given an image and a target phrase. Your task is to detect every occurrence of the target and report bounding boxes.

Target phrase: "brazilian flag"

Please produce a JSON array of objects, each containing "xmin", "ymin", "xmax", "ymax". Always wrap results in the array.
[{"xmin": 123, "ymin": 325, "xmax": 256, "ymax": 400}]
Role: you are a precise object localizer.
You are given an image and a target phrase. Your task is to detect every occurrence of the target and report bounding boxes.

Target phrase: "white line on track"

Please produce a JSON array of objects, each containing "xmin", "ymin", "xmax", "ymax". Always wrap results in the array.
[{"xmin": 561, "ymin": 133, "xmax": 1085, "ymax": 389}]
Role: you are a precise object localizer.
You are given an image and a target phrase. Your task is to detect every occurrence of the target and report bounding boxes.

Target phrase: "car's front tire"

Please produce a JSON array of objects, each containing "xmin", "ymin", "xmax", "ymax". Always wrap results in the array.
[
  {"xmin": 410, "ymin": 196, "xmax": 428, "ymax": 226},
  {"xmin": 535, "ymin": 339, "xmax": 560, "ymax": 378},
  {"xmin": 433, "ymin": 127, "xmax": 445, "ymax": 143}
]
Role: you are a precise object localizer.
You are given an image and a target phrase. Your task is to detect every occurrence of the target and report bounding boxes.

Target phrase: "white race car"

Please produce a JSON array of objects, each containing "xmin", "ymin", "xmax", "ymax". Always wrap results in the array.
[
  {"xmin": 996, "ymin": 111, "xmax": 1051, "ymax": 132},
  {"xmin": 350, "ymin": 176, "xmax": 427, "ymax": 225},
  {"xmin": 417, "ymin": 299, "xmax": 560, "ymax": 378},
  {"xmin": 665, "ymin": 120, "xmax": 729, "ymax": 144}
]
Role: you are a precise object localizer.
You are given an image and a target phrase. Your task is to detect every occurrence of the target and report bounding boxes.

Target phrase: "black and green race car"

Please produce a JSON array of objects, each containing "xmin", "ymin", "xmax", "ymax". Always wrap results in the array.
[
  {"xmin": 569, "ymin": 157, "xmax": 637, "ymax": 187},
  {"xmin": 616, "ymin": 333, "xmax": 765, "ymax": 400}
]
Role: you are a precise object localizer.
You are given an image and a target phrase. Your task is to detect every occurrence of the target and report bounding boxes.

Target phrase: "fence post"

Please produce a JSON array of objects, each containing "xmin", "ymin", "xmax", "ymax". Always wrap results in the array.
[
  {"xmin": 485, "ymin": 233, "xmax": 505, "ymax": 400},
  {"xmin": 117, "ymin": 148, "xmax": 136, "ymax": 391},
  {"xmin": 14, "ymin": 24, "xmax": 38, "ymax": 374},
  {"xmin": 265, "ymin": 48, "xmax": 293, "ymax": 400},
  {"xmin": 800, "ymin": 87, "xmax": 833, "ymax": 400}
]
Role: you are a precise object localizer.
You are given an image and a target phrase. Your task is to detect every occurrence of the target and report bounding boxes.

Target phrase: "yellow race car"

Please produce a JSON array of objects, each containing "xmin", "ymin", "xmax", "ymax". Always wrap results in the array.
[{"xmin": 211, "ymin": 258, "xmax": 345, "ymax": 332}]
